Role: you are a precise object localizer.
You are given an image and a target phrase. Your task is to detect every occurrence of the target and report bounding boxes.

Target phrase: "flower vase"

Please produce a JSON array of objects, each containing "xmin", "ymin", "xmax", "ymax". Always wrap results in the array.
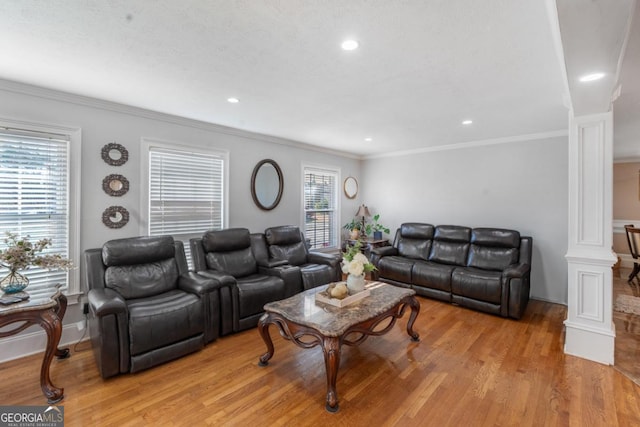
[
  {"xmin": 346, "ymin": 273, "xmax": 365, "ymax": 294},
  {"xmin": 0, "ymin": 270, "xmax": 29, "ymax": 294}
]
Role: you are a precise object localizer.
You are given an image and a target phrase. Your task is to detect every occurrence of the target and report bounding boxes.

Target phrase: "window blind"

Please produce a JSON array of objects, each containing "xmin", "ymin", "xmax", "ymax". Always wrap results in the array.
[
  {"xmin": 0, "ymin": 130, "xmax": 71, "ymax": 292},
  {"xmin": 303, "ymin": 167, "xmax": 338, "ymax": 249},
  {"xmin": 148, "ymin": 146, "xmax": 224, "ymax": 267}
]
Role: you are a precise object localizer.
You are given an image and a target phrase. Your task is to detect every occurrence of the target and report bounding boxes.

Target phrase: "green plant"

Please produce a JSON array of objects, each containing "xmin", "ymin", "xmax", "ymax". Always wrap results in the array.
[
  {"xmin": 364, "ymin": 214, "xmax": 390, "ymax": 236},
  {"xmin": 343, "ymin": 218, "xmax": 361, "ymax": 231}
]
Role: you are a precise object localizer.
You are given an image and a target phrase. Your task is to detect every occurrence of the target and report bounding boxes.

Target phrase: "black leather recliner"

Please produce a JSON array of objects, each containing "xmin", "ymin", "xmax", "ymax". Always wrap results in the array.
[
  {"xmin": 190, "ymin": 228, "xmax": 294, "ymax": 334},
  {"xmin": 85, "ymin": 235, "xmax": 220, "ymax": 379},
  {"xmin": 264, "ymin": 225, "xmax": 341, "ymax": 291}
]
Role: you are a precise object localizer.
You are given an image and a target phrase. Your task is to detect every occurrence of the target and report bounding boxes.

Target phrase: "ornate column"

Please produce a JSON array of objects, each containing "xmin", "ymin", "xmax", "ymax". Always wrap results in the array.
[{"xmin": 564, "ymin": 111, "xmax": 617, "ymax": 364}]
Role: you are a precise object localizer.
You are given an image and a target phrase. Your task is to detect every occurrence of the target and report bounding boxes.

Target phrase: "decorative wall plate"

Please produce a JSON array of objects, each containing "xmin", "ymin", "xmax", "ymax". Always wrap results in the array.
[
  {"xmin": 102, "ymin": 206, "xmax": 130, "ymax": 228},
  {"xmin": 101, "ymin": 142, "xmax": 129, "ymax": 166},
  {"xmin": 102, "ymin": 174, "xmax": 130, "ymax": 197}
]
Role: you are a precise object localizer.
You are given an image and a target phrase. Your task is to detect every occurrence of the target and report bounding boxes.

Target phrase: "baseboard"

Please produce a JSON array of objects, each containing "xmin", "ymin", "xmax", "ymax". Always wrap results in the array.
[
  {"xmin": 618, "ymin": 254, "xmax": 635, "ymax": 269},
  {"xmin": 0, "ymin": 321, "xmax": 89, "ymax": 364},
  {"xmin": 564, "ymin": 320, "xmax": 615, "ymax": 365}
]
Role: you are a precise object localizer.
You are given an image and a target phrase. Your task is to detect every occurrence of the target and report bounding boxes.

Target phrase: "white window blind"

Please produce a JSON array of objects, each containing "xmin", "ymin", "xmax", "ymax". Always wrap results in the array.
[
  {"xmin": 0, "ymin": 130, "xmax": 71, "ymax": 292},
  {"xmin": 148, "ymin": 146, "xmax": 225, "ymax": 266},
  {"xmin": 303, "ymin": 166, "xmax": 338, "ymax": 249}
]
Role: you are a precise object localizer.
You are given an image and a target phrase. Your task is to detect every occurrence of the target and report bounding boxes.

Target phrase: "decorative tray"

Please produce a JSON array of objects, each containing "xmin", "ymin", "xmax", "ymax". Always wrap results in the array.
[{"xmin": 315, "ymin": 284, "xmax": 371, "ymax": 308}]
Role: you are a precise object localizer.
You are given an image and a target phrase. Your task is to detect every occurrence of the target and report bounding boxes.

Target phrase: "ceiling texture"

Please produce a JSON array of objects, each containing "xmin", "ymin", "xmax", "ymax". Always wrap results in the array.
[{"xmin": 0, "ymin": 0, "xmax": 637, "ymax": 158}]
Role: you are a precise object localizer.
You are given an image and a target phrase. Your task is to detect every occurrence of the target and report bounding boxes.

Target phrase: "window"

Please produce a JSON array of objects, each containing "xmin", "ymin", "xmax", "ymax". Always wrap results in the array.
[
  {"xmin": 144, "ymin": 141, "xmax": 227, "ymax": 267},
  {"xmin": 303, "ymin": 165, "xmax": 339, "ymax": 249},
  {"xmin": 0, "ymin": 124, "xmax": 80, "ymax": 295}
]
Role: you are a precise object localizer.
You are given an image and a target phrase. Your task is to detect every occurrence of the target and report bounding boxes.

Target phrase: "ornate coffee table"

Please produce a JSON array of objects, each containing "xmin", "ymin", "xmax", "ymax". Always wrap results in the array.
[
  {"xmin": 0, "ymin": 284, "xmax": 70, "ymax": 403},
  {"xmin": 257, "ymin": 281, "xmax": 420, "ymax": 412}
]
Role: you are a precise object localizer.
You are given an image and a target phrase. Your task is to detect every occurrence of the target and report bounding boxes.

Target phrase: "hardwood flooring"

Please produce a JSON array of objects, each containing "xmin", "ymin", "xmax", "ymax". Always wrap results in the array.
[
  {"xmin": 613, "ymin": 267, "xmax": 640, "ymax": 385},
  {"xmin": 1, "ymin": 297, "xmax": 640, "ymax": 426}
]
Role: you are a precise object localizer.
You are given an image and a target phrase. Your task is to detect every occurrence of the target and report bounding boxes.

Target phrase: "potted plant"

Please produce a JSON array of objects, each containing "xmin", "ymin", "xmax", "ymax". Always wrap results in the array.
[
  {"xmin": 343, "ymin": 219, "xmax": 361, "ymax": 240},
  {"xmin": 364, "ymin": 214, "xmax": 390, "ymax": 240}
]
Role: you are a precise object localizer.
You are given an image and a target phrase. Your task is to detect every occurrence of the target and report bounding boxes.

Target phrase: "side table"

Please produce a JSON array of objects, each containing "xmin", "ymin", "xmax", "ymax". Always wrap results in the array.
[
  {"xmin": 0, "ymin": 284, "xmax": 70, "ymax": 403},
  {"xmin": 344, "ymin": 238, "xmax": 390, "ymax": 258}
]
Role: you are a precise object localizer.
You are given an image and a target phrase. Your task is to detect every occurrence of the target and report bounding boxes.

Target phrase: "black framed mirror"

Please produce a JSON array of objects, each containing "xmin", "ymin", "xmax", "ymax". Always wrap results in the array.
[
  {"xmin": 101, "ymin": 142, "xmax": 129, "ymax": 166},
  {"xmin": 251, "ymin": 159, "xmax": 283, "ymax": 211},
  {"xmin": 102, "ymin": 174, "xmax": 129, "ymax": 197},
  {"xmin": 102, "ymin": 206, "xmax": 130, "ymax": 228}
]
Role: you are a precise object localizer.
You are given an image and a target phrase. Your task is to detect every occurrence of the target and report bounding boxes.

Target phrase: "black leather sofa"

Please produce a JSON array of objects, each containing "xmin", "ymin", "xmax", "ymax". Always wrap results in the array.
[
  {"xmin": 371, "ymin": 223, "xmax": 532, "ymax": 319},
  {"xmin": 85, "ymin": 236, "xmax": 220, "ymax": 378}
]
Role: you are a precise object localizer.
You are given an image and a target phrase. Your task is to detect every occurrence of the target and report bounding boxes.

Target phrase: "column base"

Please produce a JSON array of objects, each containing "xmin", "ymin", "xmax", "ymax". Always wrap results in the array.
[{"xmin": 564, "ymin": 320, "xmax": 615, "ymax": 365}]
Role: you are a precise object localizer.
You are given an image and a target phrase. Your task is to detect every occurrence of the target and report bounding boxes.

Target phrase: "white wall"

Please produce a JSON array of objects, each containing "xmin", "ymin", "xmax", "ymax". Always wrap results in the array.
[
  {"xmin": 361, "ymin": 135, "xmax": 569, "ymax": 304},
  {"xmin": 0, "ymin": 81, "xmax": 362, "ymax": 361}
]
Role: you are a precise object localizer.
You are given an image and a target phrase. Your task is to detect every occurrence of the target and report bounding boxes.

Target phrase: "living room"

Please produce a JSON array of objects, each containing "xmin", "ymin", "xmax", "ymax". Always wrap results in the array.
[{"xmin": 1, "ymin": 1, "xmax": 639, "ymax": 425}]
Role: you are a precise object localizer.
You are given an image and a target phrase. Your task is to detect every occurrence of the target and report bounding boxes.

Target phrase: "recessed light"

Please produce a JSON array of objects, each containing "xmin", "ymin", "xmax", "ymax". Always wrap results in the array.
[
  {"xmin": 462, "ymin": 120, "xmax": 473, "ymax": 125},
  {"xmin": 364, "ymin": 137, "xmax": 373, "ymax": 142},
  {"xmin": 579, "ymin": 72, "xmax": 605, "ymax": 82},
  {"xmin": 227, "ymin": 97, "xmax": 239, "ymax": 103},
  {"xmin": 341, "ymin": 39, "xmax": 359, "ymax": 51}
]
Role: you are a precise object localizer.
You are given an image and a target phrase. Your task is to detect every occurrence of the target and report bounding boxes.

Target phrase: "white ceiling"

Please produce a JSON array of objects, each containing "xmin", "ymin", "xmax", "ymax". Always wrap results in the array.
[{"xmin": 0, "ymin": 1, "xmax": 636, "ymax": 158}]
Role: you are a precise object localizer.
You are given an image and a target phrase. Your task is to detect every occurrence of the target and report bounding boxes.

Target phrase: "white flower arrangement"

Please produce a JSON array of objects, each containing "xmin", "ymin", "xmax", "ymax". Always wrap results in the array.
[
  {"xmin": 341, "ymin": 240, "xmax": 376, "ymax": 277},
  {"xmin": 0, "ymin": 232, "xmax": 73, "ymax": 273}
]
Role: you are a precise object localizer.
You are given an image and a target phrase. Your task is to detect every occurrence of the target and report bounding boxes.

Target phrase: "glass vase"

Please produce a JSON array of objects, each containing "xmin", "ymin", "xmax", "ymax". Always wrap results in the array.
[{"xmin": 0, "ymin": 270, "xmax": 30, "ymax": 294}]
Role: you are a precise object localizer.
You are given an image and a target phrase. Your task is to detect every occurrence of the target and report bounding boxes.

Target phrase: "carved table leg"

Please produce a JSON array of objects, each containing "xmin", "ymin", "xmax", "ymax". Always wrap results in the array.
[
  {"xmin": 322, "ymin": 336, "xmax": 341, "ymax": 413},
  {"xmin": 54, "ymin": 294, "xmax": 70, "ymax": 359},
  {"xmin": 405, "ymin": 296, "xmax": 421, "ymax": 342},
  {"xmin": 38, "ymin": 308, "xmax": 64, "ymax": 404},
  {"xmin": 258, "ymin": 314, "xmax": 275, "ymax": 367}
]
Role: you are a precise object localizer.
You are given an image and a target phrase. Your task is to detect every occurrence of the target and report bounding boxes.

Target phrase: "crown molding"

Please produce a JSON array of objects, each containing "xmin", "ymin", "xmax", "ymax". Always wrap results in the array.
[
  {"xmin": 364, "ymin": 129, "xmax": 569, "ymax": 160},
  {"xmin": 0, "ymin": 78, "xmax": 362, "ymax": 160}
]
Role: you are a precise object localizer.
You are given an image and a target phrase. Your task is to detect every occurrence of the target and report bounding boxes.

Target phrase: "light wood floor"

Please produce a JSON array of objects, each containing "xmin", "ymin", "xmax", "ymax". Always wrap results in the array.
[
  {"xmin": 1, "ymin": 297, "xmax": 640, "ymax": 426},
  {"xmin": 613, "ymin": 267, "xmax": 640, "ymax": 385}
]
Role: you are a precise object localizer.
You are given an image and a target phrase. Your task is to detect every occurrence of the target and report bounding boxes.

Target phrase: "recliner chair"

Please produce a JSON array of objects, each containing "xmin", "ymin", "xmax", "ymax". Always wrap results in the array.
[
  {"xmin": 190, "ymin": 228, "xmax": 294, "ymax": 334},
  {"xmin": 85, "ymin": 235, "xmax": 220, "ymax": 378},
  {"xmin": 264, "ymin": 225, "xmax": 341, "ymax": 290}
]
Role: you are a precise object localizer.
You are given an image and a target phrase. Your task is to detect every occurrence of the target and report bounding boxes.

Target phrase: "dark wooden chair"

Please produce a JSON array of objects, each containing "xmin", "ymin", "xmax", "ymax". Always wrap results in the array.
[{"xmin": 624, "ymin": 224, "xmax": 640, "ymax": 283}]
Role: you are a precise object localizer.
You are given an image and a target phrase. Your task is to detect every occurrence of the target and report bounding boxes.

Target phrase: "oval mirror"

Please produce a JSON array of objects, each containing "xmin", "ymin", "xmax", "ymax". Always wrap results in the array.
[
  {"xmin": 251, "ymin": 159, "xmax": 283, "ymax": 211},
  {"xmin": 344, "ymin": 176, "xmax": 358, "ymax": 199}
]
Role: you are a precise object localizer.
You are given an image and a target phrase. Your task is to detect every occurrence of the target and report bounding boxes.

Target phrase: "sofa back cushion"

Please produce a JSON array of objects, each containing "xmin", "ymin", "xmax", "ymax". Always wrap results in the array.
[
  {"xmin": 397, "ymin": 223, "xmax": 434, "ymax": 260},
  {"xmin": 467, "ymin": 228, "xmax": 520, "ymax": 271},
  {"xmin": 102, "ymin": 236, "xmax": 178, "ymax": 299},
  {"xmin": 428, "ymin": 225, "xmax": 471, "ymax": 266},
  {"xmin": 202, "ymin": 228, "xmax": 258, "ymax": 277},
  {"xmin": 265, "ymin": 226, "xmax": 308, "ymax": 266}
]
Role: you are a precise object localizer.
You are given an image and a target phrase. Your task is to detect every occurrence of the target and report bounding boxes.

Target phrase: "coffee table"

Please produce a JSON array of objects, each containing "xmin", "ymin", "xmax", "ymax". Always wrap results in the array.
[{"xmin": 257, "ymin": 281, "xmax": 420, "ymax": 412}]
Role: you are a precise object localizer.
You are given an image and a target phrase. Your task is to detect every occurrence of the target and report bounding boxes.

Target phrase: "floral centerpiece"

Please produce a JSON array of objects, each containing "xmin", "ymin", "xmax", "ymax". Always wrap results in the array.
[
  {"xmin": 341, "ymin": 240, "xmax": 376, "ymax": 293},
  {"xmin": 0, "ymin": 232, "xmax": 73, "ymax": 293}
]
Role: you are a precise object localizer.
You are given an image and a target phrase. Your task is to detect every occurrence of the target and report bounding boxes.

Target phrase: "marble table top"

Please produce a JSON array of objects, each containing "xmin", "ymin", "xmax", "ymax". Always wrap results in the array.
[
  {"xmin": 263, "ymin": 281, "xmax": 416, "ymax": 336},
  {"xmin": 0, "ymin": 284, "xmax": 62, "ymax": 316}
]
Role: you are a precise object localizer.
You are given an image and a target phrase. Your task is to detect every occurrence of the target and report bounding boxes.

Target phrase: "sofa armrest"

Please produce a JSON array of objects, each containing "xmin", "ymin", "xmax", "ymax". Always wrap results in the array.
[
  {"xmin": 258, "ymin": 259, "xmax": 289, "ymax": 268},
  {"xmin": 502, "ymin": 263, "xmax": 531, "ymax": 279},
  {"xmin": 371, "ymin": 246, "xmax": 398, "ymax": 257},
  {"xmin": 259, "ymin": 265, "xmax": 302, "ymax": 298},
  {"xmin": 87, "ymin": 288, "xmax": 127, "ymax": 317},
  {"xmin": 178, "ymin": 271, "xmax": 223, "ymax": 295},
  {"xmin": 307, "ymin": 251, "xmax": 340, "ymax": 267},
  {"xmin": 196, "ymin": 270, "xmax": 237, "ymax": 288}
]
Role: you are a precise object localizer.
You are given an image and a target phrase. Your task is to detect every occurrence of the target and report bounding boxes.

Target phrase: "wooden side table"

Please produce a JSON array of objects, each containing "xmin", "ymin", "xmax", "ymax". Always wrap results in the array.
[
  {"xmin": 0, "ymin": 284, "xmax": 70, "ymax": 403},
  {"xmin": 343, "ymin": 238, "xmax": 390, "ymax": 258}
]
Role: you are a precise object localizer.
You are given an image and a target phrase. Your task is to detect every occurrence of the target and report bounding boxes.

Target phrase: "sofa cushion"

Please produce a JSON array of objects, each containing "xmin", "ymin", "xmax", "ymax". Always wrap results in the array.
[
  {"xmin": 428, "ymin": 225, "xmax": 471, "ymax": 266},
  {"xmin": 127, "ymin": 290, "xmax": 203, "ymax": 356},
  {"xmin": 451, "ymin": 267, "xmax": 503, "ymax": 304},
  {"xmin": 378, "ymin": 256, "xmax": 415, "ymax": 283},
  {"xmin": 206, "ymin": 247, "xmax": 257, "ymax": 278},
  {"xmin": 397, "ymin": 223, "xmax": 434, "ymax": 260},
  {"xmin": 412, "ymin": 261, "xmax": 454, "ymax": 292},
  {"xmin": 105, "ymin": 257, "xmax": 179, "ymax": 299},
  {"xmin": 268, "ymin": 241, "xmax": 308, "ymax": 266},
  {"xmin": 236, "ymin": 274, "xmax": 285, "ymax": 318},
  {"xmin": 467, "ymin": 228, "xmax": 520, "ymax": 271},
  {"xmin": 265, "ymin": 226, "xmax": 301, "ymax": 245},
  {"xmin": 202, "ymin": 228, "xmax": 251, "ymax": 252},
  {"xmin": 300, "ymin": 263, "xmax": 334, "ymax": 290},
  {"xmin": 102, "ymin": 235, "xmax": 175, "ymax": 267}
]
